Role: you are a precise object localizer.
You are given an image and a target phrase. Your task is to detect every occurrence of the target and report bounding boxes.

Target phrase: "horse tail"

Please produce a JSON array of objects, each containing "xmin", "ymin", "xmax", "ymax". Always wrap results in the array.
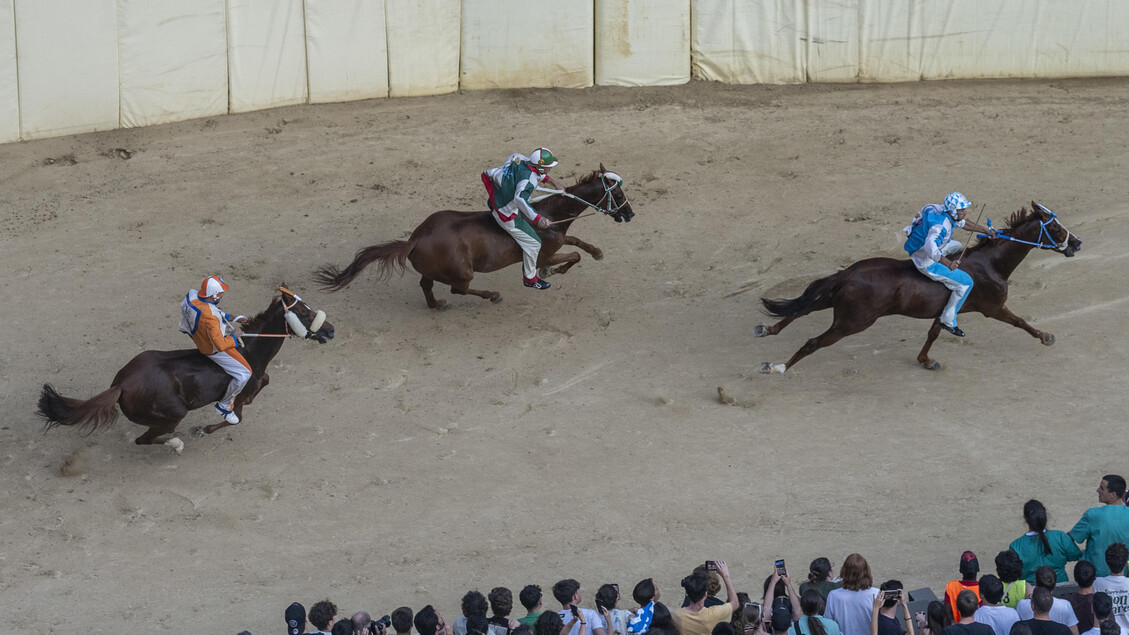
[
  {"xmin": 36, "ymin": 384, "xmax": 122, "ymax": 435},
  {"xmin": 313, "ymin": 240, "xmax": 414, "ymax": 291},
  {"xmin": 761, "ymin": 270, "xmax": 849, "ymax": 318}
]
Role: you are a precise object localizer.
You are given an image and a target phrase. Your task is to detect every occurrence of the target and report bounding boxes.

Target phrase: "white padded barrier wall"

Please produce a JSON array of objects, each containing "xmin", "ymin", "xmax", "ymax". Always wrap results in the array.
[
  {"xmin": 227, "ymin": 0, "xmax": 308, "ymax": 114},
  {"xmin": 385, "ymin": 0, "xmax": 460, "ymax": 97},
  {"xmin": 305, "ymin": 0, "xmax": 388, "ymax": 103},
  {"xmin": 0, "ymin": 0, "xmax": 17, "ymax": 143},
  {"xmin": 15, "ymin": 0, "xmax": 119, "ymax": 140},
  {"xmin": 595, "ymin": 0, "xmax": 690, "ymax": 87},
  {"xmin": 806, "ymin": 0, "xmax": 858, "ymax": 82},
  {"xmin": 858, "ymin": 0, "xmax": 919, "ymax": 82},
  {"xmin": 691, "ymin": 0, "xmax": 804, "ymax": 84},
  {"xmin": 118, "ymin": 0, "xmax": 228, "ymax": 128},
  {"xmin": 460, "ymin": 0, "xmax": 594, "ymax": 90}
]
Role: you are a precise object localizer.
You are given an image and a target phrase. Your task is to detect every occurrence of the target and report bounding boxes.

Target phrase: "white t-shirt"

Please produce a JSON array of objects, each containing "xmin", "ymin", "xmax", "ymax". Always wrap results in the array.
[
  {"xmin": 825, "ymin": 587, "xmax": 880, "ymax": 635},
  {"xmin": 1094, "ymin": 575, "xmax": 1129, "ymax": 635},
  {"xmin": 973, "ymin": 605, "xmax": 1020, "ymax": 635},
  {"xmin": 1015, "ymin": 597, "xmax": 1079, "ymax": 627},
  {"xmin": 557, "ymin": 608, "xmax": 607, "ymax": 635}
]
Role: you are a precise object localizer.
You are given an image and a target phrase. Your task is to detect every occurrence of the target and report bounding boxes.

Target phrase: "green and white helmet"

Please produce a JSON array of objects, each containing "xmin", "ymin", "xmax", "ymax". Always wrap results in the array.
[{"xmin": 529, "ymin": 147, "xmax": 559, "ymax": 170}]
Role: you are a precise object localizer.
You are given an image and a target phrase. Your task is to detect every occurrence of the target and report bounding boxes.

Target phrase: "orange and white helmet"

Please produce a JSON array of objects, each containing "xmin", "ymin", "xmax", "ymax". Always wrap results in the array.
[
  {"xmin": 528, "ymin": 147, "xmax": 559, "ymax": 171},
  {"xmin": 199, "ymin": 276, "xmax": 230, "ymax": 299}
]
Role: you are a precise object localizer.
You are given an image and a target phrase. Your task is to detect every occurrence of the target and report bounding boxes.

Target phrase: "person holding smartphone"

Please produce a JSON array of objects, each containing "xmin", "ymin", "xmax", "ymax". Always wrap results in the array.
[
  {"xmin": 552, "ymin": 579, "xmax": 607, "ymax": 635},
  {"xmin": 870, "ymin": 581, "xmax": 914, "ymax": 635},
  {"xmin": 673, "ymin": 560, "xmax": 740, "ymax": 635}
]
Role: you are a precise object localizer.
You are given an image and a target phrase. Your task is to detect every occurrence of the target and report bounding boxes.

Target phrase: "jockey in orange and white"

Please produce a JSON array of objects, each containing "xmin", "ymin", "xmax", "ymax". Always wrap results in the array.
[
  {"xmin": 178, "ymin": 276, "xmax": 251, "ymax": 424},
  {"xmin": 482, "ymin": 148, "xmax": 562, "ymax": 290}
]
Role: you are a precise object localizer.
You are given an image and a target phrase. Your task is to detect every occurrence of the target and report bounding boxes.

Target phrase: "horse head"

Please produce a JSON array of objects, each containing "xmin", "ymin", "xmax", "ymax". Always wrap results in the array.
[
  {"xmin": 277, "ymin": 285, "xmax": 335, "ymax": 343},
  {"xmin": 1025, "ymin": 202, "xmax": 1082, "ymax": 257},
  {"xmin": 563, "ymin": 165, "xmax": 635, "ymax": 223}
]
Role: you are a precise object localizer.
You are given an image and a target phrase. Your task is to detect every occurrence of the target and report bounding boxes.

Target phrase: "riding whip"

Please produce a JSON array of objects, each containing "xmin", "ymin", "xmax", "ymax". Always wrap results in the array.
[{"xmin": 956, "ymin": 203, "xmax": 987, "ymax": 264}]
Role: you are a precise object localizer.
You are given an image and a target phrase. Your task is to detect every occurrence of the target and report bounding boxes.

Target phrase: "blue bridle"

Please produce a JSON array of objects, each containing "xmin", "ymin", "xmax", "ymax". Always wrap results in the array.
[{"xmin": 980, "ymin": 203, "xmax": 1078, "ymax": 253}]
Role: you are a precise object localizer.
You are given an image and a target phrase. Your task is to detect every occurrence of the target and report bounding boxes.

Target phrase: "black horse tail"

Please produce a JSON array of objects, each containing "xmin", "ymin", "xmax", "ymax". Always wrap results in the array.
[
  {"xmin": 37, "ymin": 384, "xmax": 121, "ymax": 435},
  {"xmin": 313, "ymin": 240, "xmax": 414, "ymax": 291},
  {"xmin": 761, "ymin": 269, "xmax": 850, "ymax": 318}
]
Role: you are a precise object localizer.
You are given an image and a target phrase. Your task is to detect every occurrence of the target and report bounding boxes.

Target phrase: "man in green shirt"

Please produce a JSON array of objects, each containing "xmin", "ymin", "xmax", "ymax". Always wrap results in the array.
[
  {"xmin": 518, "ymin": 585, "xmax": 544, "ymax": 627},
  {"xmin": 1070, "ymin": 475, "xmax": 1129, "ymax": 577}
]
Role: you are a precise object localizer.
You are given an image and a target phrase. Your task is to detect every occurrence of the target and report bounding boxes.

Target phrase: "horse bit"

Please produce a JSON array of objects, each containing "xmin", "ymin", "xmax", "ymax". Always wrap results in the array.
[{"xmin": 983, "ymin": 203, "xmax": 1079, "ymax": 253}]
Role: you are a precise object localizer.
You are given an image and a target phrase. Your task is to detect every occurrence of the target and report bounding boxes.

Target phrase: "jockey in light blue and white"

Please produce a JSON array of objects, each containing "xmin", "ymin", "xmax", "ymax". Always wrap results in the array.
[{"xmin": 903, "ymin": 192, "xmax": 993, "ymax": 337}]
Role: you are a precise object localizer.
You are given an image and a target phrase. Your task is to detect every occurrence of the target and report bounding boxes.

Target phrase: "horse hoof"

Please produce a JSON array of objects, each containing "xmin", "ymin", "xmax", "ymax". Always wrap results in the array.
[
  {"xmin": 491, "ymin": 295, "xmax": 503, "ymax": 304},
  {"xmin": 188, "ymin": 426, "xmax": 204, "ymax": 439},
  {"xmin": 165, "ymin": 437, "xmax": 184, "ymax": 455},
  {"xmin": 924, "ymin": 361, "xmax": 941, "ymax": 371},
  {"xmin": 752, "ymin": 324, "xmax": 769, "ymax": 338},
  {"xmin": 593, "ymin": 252, "xmax": 604, "ymax": 261},
  {"xmin": 771, "ymin": 363, "xmax": 787, "ymax": 374},
  {"xmin": 758, "ymin": 362, "xmax": 772, "ymax": 374},
  {"xmin": 436, "ymin": 301, "xmax": 450, "ymax": 311},
  {"xmin": 1042, "ymin": 333, "xmax": 1055, "ymax": 346}
]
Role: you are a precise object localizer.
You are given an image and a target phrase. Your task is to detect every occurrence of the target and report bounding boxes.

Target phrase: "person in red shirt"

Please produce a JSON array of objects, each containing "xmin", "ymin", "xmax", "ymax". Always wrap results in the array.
[{"xmin": 945, "ymin": 552, "xmax": 983, "ymax": 622}]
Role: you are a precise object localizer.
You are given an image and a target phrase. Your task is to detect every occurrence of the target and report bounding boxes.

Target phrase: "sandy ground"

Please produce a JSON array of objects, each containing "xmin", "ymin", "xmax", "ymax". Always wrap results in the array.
[{"xmin": 1, "ymin": 77, "xmax": 1127, "ymax": 634}]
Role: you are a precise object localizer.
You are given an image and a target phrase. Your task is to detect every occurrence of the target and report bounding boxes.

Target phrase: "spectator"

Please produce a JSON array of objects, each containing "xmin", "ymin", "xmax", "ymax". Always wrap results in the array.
[
  {"xmin": 1070, "ymin": 476, "xmax": 1129, "ymax": 577},
  {"xmin": 1010, "ymin": 624, "xmax": 1033, "ymax": 635},
  {"xmin": 352, "ymin": 612, "xmax": 372, "ymax": 635},
  {"xmin": 871, "ymin": 581, "xmax": 914, "ymax": 635},
  {"xmin": 553, "ymin": 579, "xmax": 608, "ymax": 635},
  {"xmin": 945, "ymin": 552, "xmax": 983, "ymax": 622},
  {"xmin": 683, "ymin": 566, "xmax": 726, "ymax": 608},
  {"xmin": 1018, "ymin": 588, "xmax": 1072, "ymax": 635},
  {"xmin": 770, "ymin": 595, "xmax": 799, "ymax": 635},
  {"xmin": 629, "ymin": 579, "xmax": 660, "ymax": 634},
  {"xmin": 1100, "ymin": 624, "xmax": 1119, "ymax": 635},
  {"xmin": 1092, "ymin": 543, "xmax": 1129, "ymax": 635},
  {"xmin": 520, "ymin": 586, "xmax": 545, "ymax": 628},
  {"xmin": 394, "ymin": 608, "xmax": 416, "ymax": 635},
  {"xmin": 490, "ymin": 587, "xmax": 522, "ymax": 635},
  {"xmin": 1062, "ymin": 562, "xmax": 1097, "ymax": 634},
  {"xmin": 974, "ymin": 575, "xmax": 1021, "ymax": 635},
  {"xmin": 672, "ymin": 561, "xmax": 739, "ymax": 635},
  {"xmin": 455, "ymin": 591, "xmax": 490, "ymax": 635},
  {"xmin": 732, "ymin": 597, "xmax": 766, "ymax": 635},
  {"xmin": 826, "ymin": 554, "xmax": 881, "ymax": 635},
  {"xmin": 310, "ymin": 600, "xmax": 340, "ymax": 635},
  {"xmin": 648, "ymin": 604, "xmax": 677, "ymax": 635},
  {"xmin": 536, "ymin": 612, "xmax": 572, "ymax": 635},
  {"xmin": 997, "ymin": 552, "xmax": 1031, "ymax": 610},
  {"xmin": 919, "ymin": 601, "xmax": 953, "ymax": 635},
  {"xmin": 716, "ymin": 624, "xmax": 737, "ymax": 635},
  {"xmin": 468, "ymin": 615, "xmax": 491, "ymax": 635},
  {"xmin": 1016, "ymin": 567, "xmax": 1080, "ymax": 635},
  {"xmin": 797, "ymin": 588, "xmax": 841, "ymax": 635},
  {"xmin": 942, "ymin": 591, "xmax": 992, "ymax": 635},
  {"xmin": 1083, "ymin": 592, "xmax": 1113, "ymax": 635},
  {"xmin": 334, "ymin": 620, "xmax": 356, "ymax": 635},
  {"xmin": 1011, "ymin": 500, "xmax": 1083, "ymax": 583},
  {"xmin": 597, "ymin": 584, "xmax": 634, "ymax": 635},
  {"xmin": 415, "ymin": 606, "xmax": 452, "ymax": 635},
  {"xmin": 514, "ymin": 626, "xmax": 533, "ymax": 635},
  {"xmin": 288, "ymin": 602, "xmax": 309, "ymax": 635},
  {"xmin": 800, "ymin": 558, "xmax": 842, "ymax": 614}
]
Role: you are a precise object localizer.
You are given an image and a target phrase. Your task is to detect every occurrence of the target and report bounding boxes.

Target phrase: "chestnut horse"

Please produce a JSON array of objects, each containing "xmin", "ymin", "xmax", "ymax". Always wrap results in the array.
[
  {"xmin": 37, "ymin": 287, "xmax": 335, "ymax": 453},
  {"xmin": 754, "ymin": 203, "xmax": 1082, "ymax": 372},
  {"xmin": 313, "ymin": 166, "xmax": 635, "ymax": 309}
]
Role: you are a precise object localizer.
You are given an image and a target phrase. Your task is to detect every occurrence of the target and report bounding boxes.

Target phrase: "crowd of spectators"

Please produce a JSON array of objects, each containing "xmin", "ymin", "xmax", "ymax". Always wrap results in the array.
[{"xmin": 273, "ymin": 476, "xmax": 1129, "ymax": 635}]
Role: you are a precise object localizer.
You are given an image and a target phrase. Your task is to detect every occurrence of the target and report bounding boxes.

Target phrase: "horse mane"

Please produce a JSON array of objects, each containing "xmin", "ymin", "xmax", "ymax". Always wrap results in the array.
[
  {"xmin": 573, "ymin": 170, "xmax": 603, "ymax": 187},
  {"xmin": 966, "ymin": 205, "xmax": 1038, "ymax": 253},
  {"xmin": 241, "ymin": 296, "xmax": 283, "ymax": 332}
]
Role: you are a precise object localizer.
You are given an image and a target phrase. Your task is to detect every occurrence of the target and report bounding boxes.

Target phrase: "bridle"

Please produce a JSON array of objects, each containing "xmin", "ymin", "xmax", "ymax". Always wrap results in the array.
[
  {"xmin": 278, "ymin": 286, "xmax": 327, "ymax": 338},
  {"xmin": 534, "ymin": 171, "xmax": 631, "ymax": 217},
  {"xmin": 985, "ymin": 203, "xmax": 1078, "ymax": 253}
]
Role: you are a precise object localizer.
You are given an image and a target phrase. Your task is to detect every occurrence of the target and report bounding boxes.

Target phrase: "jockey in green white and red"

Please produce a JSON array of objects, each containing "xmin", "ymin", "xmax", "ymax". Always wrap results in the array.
[{"xmin": 481, "ymin": 148, "xmax": 562, "ymax": 289}]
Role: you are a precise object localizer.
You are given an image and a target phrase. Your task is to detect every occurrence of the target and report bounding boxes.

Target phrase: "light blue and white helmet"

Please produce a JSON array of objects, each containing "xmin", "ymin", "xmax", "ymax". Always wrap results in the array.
[{"xmin": 943, "ymin": 192, "xmax": 972, "ymax": 219}]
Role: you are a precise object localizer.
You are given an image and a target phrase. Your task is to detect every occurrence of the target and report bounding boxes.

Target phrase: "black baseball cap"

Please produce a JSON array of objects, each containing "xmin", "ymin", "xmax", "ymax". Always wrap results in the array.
[{"xmin": 286, "ymin": 602, "xmax": 307, "ymax": 635}]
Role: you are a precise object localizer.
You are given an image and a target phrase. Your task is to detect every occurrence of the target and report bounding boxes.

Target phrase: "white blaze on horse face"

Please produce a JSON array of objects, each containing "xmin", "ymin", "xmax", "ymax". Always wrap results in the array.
[
  {"xmin": 284, "ymin": 311, "xmax": 309, "ymax": 338},
  {"xmin": 310, "ymin": 310, "xmax": 327, "ymax": 332}
]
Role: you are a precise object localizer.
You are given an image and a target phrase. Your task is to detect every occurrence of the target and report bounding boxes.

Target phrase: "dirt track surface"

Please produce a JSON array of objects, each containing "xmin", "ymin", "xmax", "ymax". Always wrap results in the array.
[{"xmin": 1, "ymin": 78, "xmax": 1127, "ymax": 633}]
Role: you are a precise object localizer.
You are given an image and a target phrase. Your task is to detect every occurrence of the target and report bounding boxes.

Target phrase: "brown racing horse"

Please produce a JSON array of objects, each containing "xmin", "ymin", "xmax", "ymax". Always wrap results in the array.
[
  {"xmin": 753, "ymin": 203, "xmax": 1082, "ymax": 373},
  {"xmin": 313, "ymin": 166, "xmax": 634, "ymax": 309},
  {"xmin": 37, "ymin": 287, "xmax": 334, "ymax": 453}
]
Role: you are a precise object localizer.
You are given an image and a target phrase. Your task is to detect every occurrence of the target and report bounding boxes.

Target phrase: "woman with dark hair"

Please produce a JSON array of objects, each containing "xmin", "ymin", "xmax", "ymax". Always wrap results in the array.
[
  {"xmin": 799, "ymin": 558, "xmax": 842, "ymax": 613},
  {"xmin": 648, "ymin": 603, "xmax": 677, "ymax": 635},
  {"xmin": 732, "ymin": 594, "xmax": 767, "ymax": 635},
  {"xmin": 994, "ymin": 551, "xmax": 1030, "ymax": 610},
  {"xmin": 797, "ymin": 589, "xmax": 840, "ymax": 635},
  {"xmin": 596, "ymin": 584, "xmax": 633, "ymax": 635},
  {"xmin": 825, "ymin": 554, "xmax": 880, "ymax": 635},
  {"xmin": 914, "ymin": 601, "xmax": 950, "ymax": 635},
  {"xmin": 1009, "ymin": 499, "xmax": 1082, "ymax": 583}
]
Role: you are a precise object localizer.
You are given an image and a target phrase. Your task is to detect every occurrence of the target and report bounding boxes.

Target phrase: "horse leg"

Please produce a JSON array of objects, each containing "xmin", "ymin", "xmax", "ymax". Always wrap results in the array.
[
  {"xmin": 983, "ymin": 305, "xmax": 1055, "ymax": 345},
  {"xmin": 450, "ymin": 280, "xmax": 503, "ymax": 304},
  {"xmin": 134, "ymin": 422, "xmax": 185, "ymax": 455},
  {"xmin": 760, "ymin": 312, "xmax": 875, "ymax": 374},
  {"xmin": 563, "ymin": 235, "xmax": 603, "ymax": 261},
  {"xmin": 419, "ymin": 276, "xmax": 448, "ymax": 310},
  {"xmin": 916, "ymin": 320, "xmax": 944, "ymax": 371},
  {"xmin": 539, "ymin": 251, "xmax": 582, "ymax": 278},
  {"xmin": 239, "ymin": 373, "xmax": 269, "ymax": 407},
  {"xmin": 752, "ymin": 316, "xmax": 799, "ymax": 338}
]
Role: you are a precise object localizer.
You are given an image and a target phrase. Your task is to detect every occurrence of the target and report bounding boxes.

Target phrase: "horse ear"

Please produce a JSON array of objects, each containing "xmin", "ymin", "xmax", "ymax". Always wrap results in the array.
[{"xmin": 599, "ymin": 163, "xmax": 606, "ymax": 173}]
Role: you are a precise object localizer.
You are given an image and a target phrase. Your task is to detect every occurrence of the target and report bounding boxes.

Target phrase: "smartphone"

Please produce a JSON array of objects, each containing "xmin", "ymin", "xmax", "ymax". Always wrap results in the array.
[
  {"xmin": 570, "ymin": 604, "xmax": 580, "ymax": 618},
  {"xmin": 775, "ymin": 559, "xmax": 786, "ymax": 576},
  {"xmin": 883, "ymin": 590, "xmax": 902, "ymax": 600},
  {"xmin": 706, "ymin": 561, "xmax": 717, "ymax": 571},
  {"xmin": 743, "ymin": 602, "xmax": 763, "ymax": 623}
]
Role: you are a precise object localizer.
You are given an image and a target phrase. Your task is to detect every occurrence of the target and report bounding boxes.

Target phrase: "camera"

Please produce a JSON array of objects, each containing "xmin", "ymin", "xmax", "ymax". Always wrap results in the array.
[{"xmin": 370, "ymin": 615, "xmax": 392, "ymax": 634}]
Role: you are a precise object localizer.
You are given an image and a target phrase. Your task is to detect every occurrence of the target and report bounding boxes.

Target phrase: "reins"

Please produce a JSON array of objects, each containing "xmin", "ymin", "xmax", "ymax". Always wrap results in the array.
[
  {"xmin": 534, "ymin": 172, "xmax": 629, "ymax": 224},
  {"xmin": 981, "ymin": 203, "xmax": 1077, "ymax": 252}
]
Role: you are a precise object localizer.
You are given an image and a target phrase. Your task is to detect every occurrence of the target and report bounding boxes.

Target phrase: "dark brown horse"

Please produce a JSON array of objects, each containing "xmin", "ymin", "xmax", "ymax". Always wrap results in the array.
[
  {"xmin": 753, "ymin": 203, "xmax": 1082, "ymax": 373},
  {"xmin": 37, "ymin": 287, "xmax": 335, "ymax": 453},
  {"xmin": 313, "ymin": 166, "xmax": 635, "ymax": 309}
]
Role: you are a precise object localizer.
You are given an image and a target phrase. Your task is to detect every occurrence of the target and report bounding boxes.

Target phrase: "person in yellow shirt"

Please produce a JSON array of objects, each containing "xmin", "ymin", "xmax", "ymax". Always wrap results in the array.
[{"xmin": 672, "ymin": 561, "xmax": 739, "ymax": 635}]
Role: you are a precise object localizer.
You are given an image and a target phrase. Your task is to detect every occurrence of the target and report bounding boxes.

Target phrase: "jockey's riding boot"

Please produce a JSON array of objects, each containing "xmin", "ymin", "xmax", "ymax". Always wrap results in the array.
[
  {"xmin": 524, "ymin": 279, "xmax": 551, "ymax": 290},
  {"xmin": 939, "ymin": 323, "xmax": 966, "ymax": 337}
]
